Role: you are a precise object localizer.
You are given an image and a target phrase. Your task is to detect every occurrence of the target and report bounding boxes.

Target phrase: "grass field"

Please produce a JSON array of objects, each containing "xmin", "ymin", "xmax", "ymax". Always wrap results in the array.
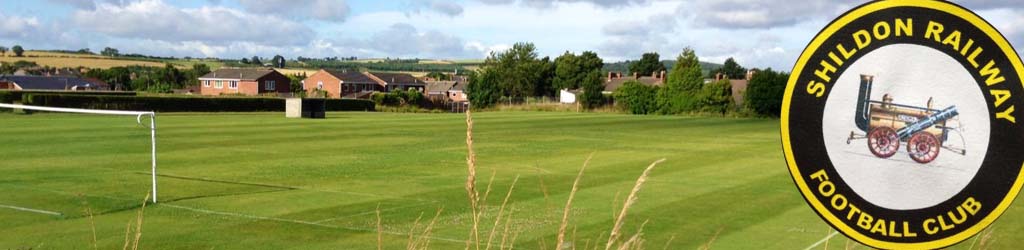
[{"xmin": 0, "ymin": 112, "xmax": 1020, "ymax": 249}]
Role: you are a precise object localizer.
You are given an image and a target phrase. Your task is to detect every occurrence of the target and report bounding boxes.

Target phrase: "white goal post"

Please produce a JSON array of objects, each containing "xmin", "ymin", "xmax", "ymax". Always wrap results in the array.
[{"xmin": 0, "ymin": 103, "xmax": 159, "ymax": 203}]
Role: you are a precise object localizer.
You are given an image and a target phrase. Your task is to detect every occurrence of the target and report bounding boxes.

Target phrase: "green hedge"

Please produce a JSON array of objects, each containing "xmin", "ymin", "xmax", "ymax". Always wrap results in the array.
[
  {"xmin": 0, "ymin": 90, "xmax": 136, "ymax": 103},
  {"xmin": 324, "ymin": 99, "xmax": 375, "ymax": 111},
  {"xmin": 1, "ymin": 91, "xmax": 138, "ymax": 112},
  {"xmin": 20, "ymin": 94, "xmax": 375, "ymax": 112}
]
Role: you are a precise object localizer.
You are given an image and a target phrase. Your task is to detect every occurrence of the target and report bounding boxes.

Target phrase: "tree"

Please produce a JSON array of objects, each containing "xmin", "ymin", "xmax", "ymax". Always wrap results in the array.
[
  {"xmin": 241, "ymin": 57, "xmax": 251, "ymax": 64},
  {"xmin": 0, "ymin": 46, "xmax": 7, "ymax": 56},
  {"xmin": 628, "ymin": 52, "xmax": 665, "ymax": 77},
  {"xmin": 711, "ymin": 57, "xmax": 747, "ymax": 79},
  {"xmin": 101, "ymin": 47, "xmax": 120, "ymax": 57},
  {"xmin": 251, "ymin": 56, "xmax": 262, "ymax": 65},
  {"xmin": 272, "ymin": 55, "xmax": 286, "ymax": 68},
  {"xmin": 466, "ymin": 68, "xmax": 501, "ymax": 109},
  {"xmin": 698, "ymin": 79, "xmax": 734, "ymax": 114},
  {"xmin": 481, "ymin": 42, "xmax": 553, "ymax": 99},
  {"xmin": 426, "ymin": 71, "xmax": 451, "ymax": 81},
  {"xmin": 666, "ymin": 48, "xmax": 704, "ymax": 93},
  {"xmin": 744, "ymin": 68, "xmax": 788, "ymax": 117},
  {"xmin": 579, "ymin": 70, "xmax": 605, "ymax": 109},
  {"xmin": 553, "ymin": 50, "xmax": 604, "ymax": 91},
  {"xmin": 12, "ymin": 45, "xmax": 24, "ymax": 57},
  {"xmin": 656, "ymin": 48, "xmax": 704, "ymax": 114},
  {"xmin": 614, "ymin": 81, "xmax": 659, "ymax": 114},
  {"xmin": 189, "ymin": 63, "xmax": 211, "ymax": 86}
]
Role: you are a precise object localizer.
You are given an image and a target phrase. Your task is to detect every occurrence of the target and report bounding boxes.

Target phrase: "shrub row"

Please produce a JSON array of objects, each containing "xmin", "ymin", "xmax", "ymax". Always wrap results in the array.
[
  {"xmin": 18, "ymin": 94, "xmax": 374, "ymax": 112},
  {"xmin": 0, "ymin": 90, "xmax": 136, "ymax": 103}
]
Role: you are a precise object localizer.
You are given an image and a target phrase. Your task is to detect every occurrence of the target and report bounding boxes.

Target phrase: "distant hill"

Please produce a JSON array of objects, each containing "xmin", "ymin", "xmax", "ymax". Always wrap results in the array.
[{"xmin": 604, "ymin": 60, "xmax": 724, "ymax": 77}]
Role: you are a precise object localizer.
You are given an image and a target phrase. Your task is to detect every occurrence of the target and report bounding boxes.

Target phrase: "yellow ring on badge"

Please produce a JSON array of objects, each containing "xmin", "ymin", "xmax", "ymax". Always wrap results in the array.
[{"xmin": 782, "ymin": 0, "xmax": 1024, "ymax": 248}]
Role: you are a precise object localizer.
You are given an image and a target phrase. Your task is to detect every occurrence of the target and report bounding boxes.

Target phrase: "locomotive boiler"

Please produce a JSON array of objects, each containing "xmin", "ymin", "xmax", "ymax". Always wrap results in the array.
[{"xmin": 845, "ymin": 75, "xmax": 966, "ymax": 164}]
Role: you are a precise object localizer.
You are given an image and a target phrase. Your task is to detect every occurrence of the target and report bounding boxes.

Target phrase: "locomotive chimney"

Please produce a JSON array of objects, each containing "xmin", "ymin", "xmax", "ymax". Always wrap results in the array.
[{"xmin": 854, "ymin": 74, "xmax": 874, "ymax": 132}]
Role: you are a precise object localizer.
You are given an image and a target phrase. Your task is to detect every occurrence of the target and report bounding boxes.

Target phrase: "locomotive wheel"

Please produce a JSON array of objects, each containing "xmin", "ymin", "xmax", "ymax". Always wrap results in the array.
[
  {"xmin": 867, "ymin": 127, "xmax": 899, "ymax": 158},
  {"xmin": 908, "ymin": 132, "xmax": 941, "ymax": 164}
]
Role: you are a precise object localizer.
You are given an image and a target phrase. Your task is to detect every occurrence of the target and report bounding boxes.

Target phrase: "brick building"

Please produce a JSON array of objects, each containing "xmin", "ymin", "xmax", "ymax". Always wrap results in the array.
[
  {"xmin": 197, "ymin": 68, "xmax": 290, "ymax": 96},
  {"xmin": 302, "ymin": 70, "xmax": 426, "ymax": 99}
]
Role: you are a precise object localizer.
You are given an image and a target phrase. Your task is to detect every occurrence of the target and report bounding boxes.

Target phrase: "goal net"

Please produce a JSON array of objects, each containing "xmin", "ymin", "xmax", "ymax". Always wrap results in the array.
[{"xmin": 0, "ymin": 103, "xmax": 159, "ymax": 205}]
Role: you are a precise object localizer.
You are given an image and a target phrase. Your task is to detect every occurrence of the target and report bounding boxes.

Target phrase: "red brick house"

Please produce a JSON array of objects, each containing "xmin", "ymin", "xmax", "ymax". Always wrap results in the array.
[
  {"xmin": 198, "ymin": 68, "xmax": 290, "ymax": 96},
  {"xmin": 302, "ymin": 69, "xmax": 426, "ymax": 99}
]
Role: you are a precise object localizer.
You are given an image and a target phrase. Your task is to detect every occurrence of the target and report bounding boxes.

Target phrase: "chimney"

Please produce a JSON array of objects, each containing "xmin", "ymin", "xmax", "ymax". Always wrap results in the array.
[
  {"xmin": 660, "ymin": 71, "xmax": 666, "ymax": 79},
  {"xmin": 633, "ymin": 72, "xmax": 638, "ymax": 79},
  {"xmin": 608, "ymin": 71, "xmax": 613, "ymax": 80},
  {"xmin": 745, "ymin": 69, "xmax": 756, "ymax": 81}
]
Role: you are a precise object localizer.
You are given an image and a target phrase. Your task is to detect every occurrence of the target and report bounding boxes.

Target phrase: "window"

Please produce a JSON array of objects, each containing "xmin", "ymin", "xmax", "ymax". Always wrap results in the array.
[
  {"xmin": 343, "ymin": 84, "xmax": 350, "ymax": 92},
  {"xmin": 265, "ymin": 80, "xmax": 276, "ymax": 90},
  {"xmin": 317, "ymin": 81, "xmax": 323, "ymax": 89},
  {"xmin": 215, "ymin": 80, "xmax": 223, "ymax": 89},
  {"xmin": 229, "ymin": 81, "xmax": 238, "ymax": 89},
  {"xmin": 203, "ymin": 80, "xmax": 210, "ymax": 87}
]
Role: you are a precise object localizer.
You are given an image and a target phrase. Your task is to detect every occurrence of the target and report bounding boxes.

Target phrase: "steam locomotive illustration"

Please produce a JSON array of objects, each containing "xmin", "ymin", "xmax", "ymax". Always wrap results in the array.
[{"xmin": 845, "ymin": 75, "xmax": 967, "ymax": 164}]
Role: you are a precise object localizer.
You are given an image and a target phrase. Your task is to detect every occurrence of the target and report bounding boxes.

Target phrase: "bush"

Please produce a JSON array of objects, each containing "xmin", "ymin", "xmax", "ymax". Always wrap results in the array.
[
  {"xmin": 614, "ymin": 81, "xmax": 659, "ymax": 114},
  {"xmin": 20, "ymin": 94, "xmax": 375, "ymax": 112},
  {"xmin": 744, "ymin": 68, "xmax": 788, "ymax": 117},
  {"xmin": 1, "ymin": 90, "xmax": 137, "ymax": 112},
  {"xmin": 698, "ymin": 79, "xmax": 734, "ymax": 114},
  {"xmin": 325, "ymin": 99, "xmax": 374, "ymax": 111}
]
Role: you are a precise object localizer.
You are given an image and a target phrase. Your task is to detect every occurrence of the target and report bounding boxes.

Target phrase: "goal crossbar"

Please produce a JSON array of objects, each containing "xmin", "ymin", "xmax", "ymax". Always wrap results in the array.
[{"xmin": 0, "ymin": 103, "xmax": 159, "ymax": 203}]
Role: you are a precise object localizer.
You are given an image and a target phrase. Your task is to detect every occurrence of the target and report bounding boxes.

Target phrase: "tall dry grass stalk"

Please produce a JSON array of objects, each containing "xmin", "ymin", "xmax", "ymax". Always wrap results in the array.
[
  {"xmin": 376, "ymin": 203, "xmax": 383, "ymax": 250},
  {"xmin": 604, "ymin": 158, "xmax": 666, "ymax": 250},
  {"xmin": 465, "ymin": 109, "xmax": 481, "ymax": 250},
  {"xmin": 485, "ymin": 175, "xmax": 519, "ymax": 250},
  {"xmin": 482, "ymin": 169, "xmax": 497, "ymax": 204},
  {"xmin": 556, "ymin": 153, "xmax": 594, "ymax": 250},
  {"xmin": 406, "ymin": 212, "xmax": 425, "ymax": 250},
  {"xmin": 616, "ymin": 220, "xmax": 648, "ymax": 250},
  {"xmin": 498, "ymin": 208, "xmax": 515, "ymax": 250},
  {"xmin": 408, "ymin": 207, "xmax": 445, "ymax": 250},
  {"xmin": 123, "ymin": 193, "xmax": 150, "ymax": 250},
  {"xmin": 968, "ymin": 227, "xmax": 996, "ymax": 250},
  {"xmin": 822, "ymin": 228, "xmax": 832, "ymax": 250},
  {"xmin": 79, "ymin": 195, "xmax": 98, "ymax": 250},
  {"xmin": 697, "ymin": 227, "xmax": 723, "ymax": 250},
  {"xmin": 661, "ymin": 234, "xmax": 676, "ymax": 250}
]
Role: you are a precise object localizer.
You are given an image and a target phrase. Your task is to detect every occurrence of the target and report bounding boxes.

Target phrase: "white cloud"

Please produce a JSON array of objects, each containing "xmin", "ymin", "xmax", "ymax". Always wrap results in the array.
[
  {"xmin": 682, "ymin": 0, "xmax": 859, "ymax": 29},
  {"xmin": 71, "ymin": 0, "xmax": 315, "ymax": 46},
  {"xmin": 478, "ymin": 0, "xmax": 652, "ymax": 8},
  {"xmin": 237, "ymin": 0, "xmax": 351, "ymax": 22},
  {"xmin": 46, "ymin": 0, "xmax": 97, "ymax": 9},
  {"xmin": 407, "ymin": 0, "xmax": 465, "ymax": 17}
]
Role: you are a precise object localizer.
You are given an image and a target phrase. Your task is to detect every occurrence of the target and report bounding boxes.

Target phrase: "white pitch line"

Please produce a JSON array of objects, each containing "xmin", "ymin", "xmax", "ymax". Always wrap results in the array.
[
  {"xmin": 803, "ymin": 231, "xmax": 840, "ymax": 250},
  {"xmin": 313, "ymin": 202, "xmax": 435, "ymax": 224},
  {"xmin": 0, "ymin": 204, "xmax": 62, "ymax": 216},
  {"xmin": 161, "ymin": 203, "xmax": 498, "ymax": 247}
]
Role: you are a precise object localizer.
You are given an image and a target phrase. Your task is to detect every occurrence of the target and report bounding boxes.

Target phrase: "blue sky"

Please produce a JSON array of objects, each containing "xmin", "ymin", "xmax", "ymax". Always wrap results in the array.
[{"xmin": 0, "ymin": 0, "xmax": 1022, "ymax": 70}]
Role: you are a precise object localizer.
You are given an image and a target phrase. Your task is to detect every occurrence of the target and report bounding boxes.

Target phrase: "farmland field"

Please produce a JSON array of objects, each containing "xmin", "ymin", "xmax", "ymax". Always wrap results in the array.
[{"xmin": 0, "ymin": 112, "xmax": 1021, "ymax": 249}]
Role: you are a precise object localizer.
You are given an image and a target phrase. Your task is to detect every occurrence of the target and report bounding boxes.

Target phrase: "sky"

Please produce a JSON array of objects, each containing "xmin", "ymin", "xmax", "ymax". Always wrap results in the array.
[{"xmin": 0, "ymin": 0, "xmax": 1022, "ymax": 70}]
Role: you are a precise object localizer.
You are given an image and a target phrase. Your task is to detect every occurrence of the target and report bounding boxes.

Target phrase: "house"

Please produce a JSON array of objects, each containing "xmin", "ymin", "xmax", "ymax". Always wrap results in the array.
[
  {"xmin": 368, "ymin": 72, "xmax": 426, "ymax": 92},
  {"xmin": 603, "ymin": 71, "xmax": 666, "ymax": 94},
  {"xmin": 302, "ymin": 70, "xmax": 426, "ymax": 99},
  {"xmin": 0, "ymin": 75, "xmax": 110, "ymax": 91},
  {"xmin": 424, "ymin": 75, "xmax": 468, "ymax": 103},
  {"xmin": 448, "ymin": 78, "xmax": 467, "ymax": 102},
  {"xmin": 708, "ymin": 69, "xmax": 756, "ymax": 106},
  {"xmin": 303, "ymin": 69, "xmax": 382, "ymax": 98},
  {"xmin": 197, "ymin": 68, "xmax": 291, "ymax": 96}
]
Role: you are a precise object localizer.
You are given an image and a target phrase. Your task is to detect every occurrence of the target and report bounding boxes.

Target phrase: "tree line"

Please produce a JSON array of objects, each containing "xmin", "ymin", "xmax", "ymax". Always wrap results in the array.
[
  {"xmin": 83, "ymin": 64, "xmax": 212, "ymax": 93},
  {"xmin": 466, "ymin": 42, "xmax": 788, "ymax": 117}
]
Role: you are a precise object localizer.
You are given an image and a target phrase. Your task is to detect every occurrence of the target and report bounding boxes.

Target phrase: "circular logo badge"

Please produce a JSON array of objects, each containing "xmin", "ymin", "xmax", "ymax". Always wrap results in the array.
[{"xmin": 782, "ymin": 1, "xmax": 1024, "ymax": 248}]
